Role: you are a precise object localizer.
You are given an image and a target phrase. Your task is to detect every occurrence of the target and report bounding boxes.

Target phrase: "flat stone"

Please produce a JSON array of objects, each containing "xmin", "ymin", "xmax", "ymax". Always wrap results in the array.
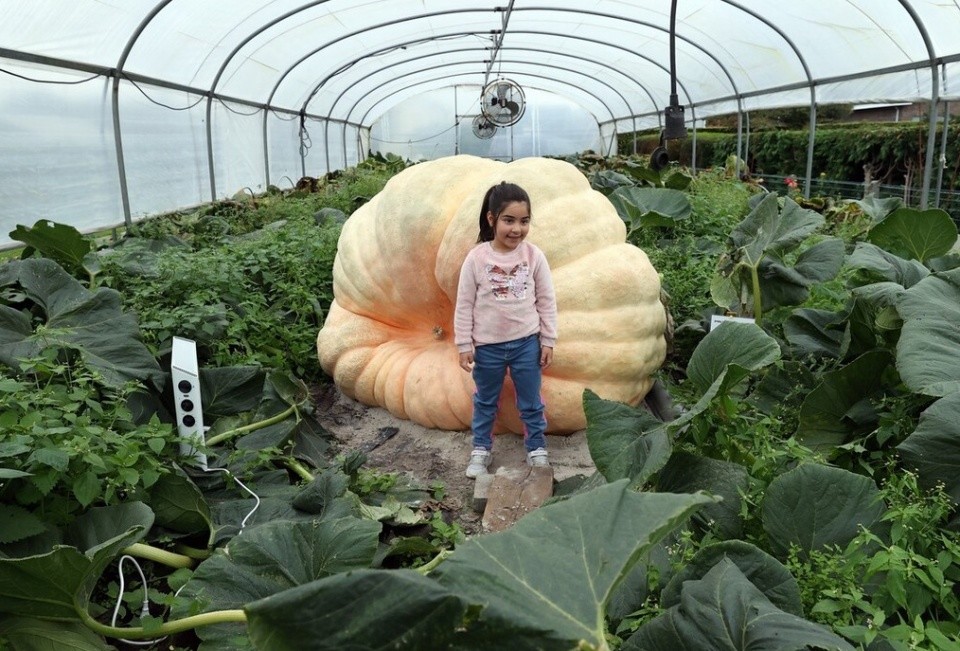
[
  {"xmin": 472, "ymin": 472, "xmax": 496, "ymax": 513},
  {"xmin": 481, "ymin": 465, "xmax": 554, "ymax": 533}
]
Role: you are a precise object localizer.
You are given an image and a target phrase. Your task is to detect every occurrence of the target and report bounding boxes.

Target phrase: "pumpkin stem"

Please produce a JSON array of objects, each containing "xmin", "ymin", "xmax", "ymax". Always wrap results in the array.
[{"xmin": 432, "ymin": 326, "xmax": 445, "ymax": 340}]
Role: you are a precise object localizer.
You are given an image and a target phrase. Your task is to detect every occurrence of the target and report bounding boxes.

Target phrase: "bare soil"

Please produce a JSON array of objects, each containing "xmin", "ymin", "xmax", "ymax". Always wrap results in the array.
[{"xmin": 313, "ymin": 384, "xmax": 597, "ymax": 535}]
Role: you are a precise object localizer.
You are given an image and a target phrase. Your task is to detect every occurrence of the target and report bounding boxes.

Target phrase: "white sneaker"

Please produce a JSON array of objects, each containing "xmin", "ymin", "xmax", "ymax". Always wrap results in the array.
[
  {"xmin": 465, "ymin": 448, "xmax": 492, "ymax": 478},
  {"xmin": 527, "ymin": 448, "xmax": 549, "ymax": 467}
]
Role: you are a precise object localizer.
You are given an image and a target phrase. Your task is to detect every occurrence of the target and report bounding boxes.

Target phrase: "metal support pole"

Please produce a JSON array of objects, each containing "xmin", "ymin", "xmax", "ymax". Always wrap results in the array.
[
  {"xmin": 935, "ymin": 98, "xmax": 950, "ymax": 208},
  {"xmin": 805, "ymin": 93, "xmax": 817, "ymax": 199}
]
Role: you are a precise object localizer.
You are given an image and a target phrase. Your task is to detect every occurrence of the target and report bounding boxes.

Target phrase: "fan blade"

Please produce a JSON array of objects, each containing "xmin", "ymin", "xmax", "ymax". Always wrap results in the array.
[{"xmin": 505, "ymin": 100, "xmax": 520, "ymax": 115}]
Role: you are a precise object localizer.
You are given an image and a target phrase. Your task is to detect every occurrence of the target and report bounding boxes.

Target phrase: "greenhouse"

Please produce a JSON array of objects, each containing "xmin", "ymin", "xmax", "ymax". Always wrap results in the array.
[
  {"xmin": 3, "ymin": 0, "xmax": 960, "ymax": 241},
  {"xmin": 3, "ymin": 2, "xmax": 960, "ymax": 650}
]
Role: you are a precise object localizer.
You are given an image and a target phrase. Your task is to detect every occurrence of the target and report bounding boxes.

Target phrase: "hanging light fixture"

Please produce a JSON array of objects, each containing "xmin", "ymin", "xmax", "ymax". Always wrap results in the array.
[{"xmin": 663, "ymin": 0, "xmax": 686, "ymax": 140}]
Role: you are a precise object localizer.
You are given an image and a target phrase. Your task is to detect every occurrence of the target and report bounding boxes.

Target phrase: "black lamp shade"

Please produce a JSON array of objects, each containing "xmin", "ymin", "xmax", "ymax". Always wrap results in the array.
[{"xmin": 663, "ymin": 103, "xmax": 686, "ymax": 140}]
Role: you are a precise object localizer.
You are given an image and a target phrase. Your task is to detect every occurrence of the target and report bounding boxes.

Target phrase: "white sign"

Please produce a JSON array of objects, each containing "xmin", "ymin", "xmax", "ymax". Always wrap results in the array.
[{"xmin": 709, "ymin": 314, "xmax": 756, "ymax": 331}]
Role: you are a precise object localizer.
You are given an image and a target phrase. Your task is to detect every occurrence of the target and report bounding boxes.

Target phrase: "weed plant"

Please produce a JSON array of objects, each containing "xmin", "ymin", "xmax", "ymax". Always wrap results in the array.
[{"xmin": 97, "ymin": 162, "xmax": 397, "ymax": 381}]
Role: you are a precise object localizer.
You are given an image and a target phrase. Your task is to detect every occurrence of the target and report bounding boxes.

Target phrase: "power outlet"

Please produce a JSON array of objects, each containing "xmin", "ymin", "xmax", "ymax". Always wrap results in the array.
[{"xmin": 170, "ymin": 336, "xmax": 207, "ymax": 470}]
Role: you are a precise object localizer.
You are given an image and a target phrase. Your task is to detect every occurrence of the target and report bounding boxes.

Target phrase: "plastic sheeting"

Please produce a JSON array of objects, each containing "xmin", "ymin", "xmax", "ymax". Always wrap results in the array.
[{"xmin": 2, "ymin": 0, "xmax": 960, "ymax": 244}]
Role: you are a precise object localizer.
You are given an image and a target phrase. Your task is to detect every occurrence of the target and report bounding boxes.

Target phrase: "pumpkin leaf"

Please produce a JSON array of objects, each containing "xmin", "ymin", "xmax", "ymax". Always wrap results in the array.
[
  {"xmin": 867, "ymin": 207, "xmax": 958, "ymax": 262},
  {"xmin": 895, "ymin": 267, "xmax": 960, "ymax": 397},
  {"xmin": 0, "ymin": 258, "xmax": 164, "ymax": 390},
  {"xmin": 246, "ymin": 569, "xmax": 473, "ymax": 651},
  {"xmin": 848, "ymin": 241, "xmax": 929, "ymax": 288},
  {"xmin": 782, "ymin": 308, "xmax": 845, "ymax": 358},
  {"xmin": 432, "ymin": 479, "xmax": 715, "ymax": 650},
  {"xmin": 198, "ymin": 366, "xmax": 267, "ymax": 418},
  {"xmin": 731, "ymin": 194, "xmax": 824, "ymax": 264},
  {"xmin": 625, "ymin": 559, "xmax": 853, "ymax": 650},
  {"xmin": 762, "ymin": 464, "xmax": 885, "ymax": 561},
  {"xmin": 898, "ymin": 392, "xmax": 960, "ymax": 505},
  {"xmin": 608, "ymin": 186, "xmax": 692, "ymax": 230},
  {"xmin": 794, "ymin": 350, "xmax": 893, "ymax": 450},
  {"xmin": 657, "ymin": 452, "xmax": 749, "ymax": 539},
  {"xmin": 854, "ymin": 195, "xmax": 902, "ymax": 223},
  {"xmin": 0, "ymin": 505, "xmax": 47, "ymax": 545},
  {"xmin": 660, "ymin": 539, "xmax": 803, "ymax": 616},
  {"xmin": 0, "ymin": 502, "xmax": 153, "ymax": 620},
  {"xmin": 175, "ymin": 517, "xmax": 382, "ymax": 650},
  {"xmin": 685, "ymin": 320, "xmax": 781, "ymax": 396},
  {"xmin": 146, "ymin": 468, "xmax": 212, "ymax": 536},
  {"xmin": 583, "ymin": 389, "xmax": 670, "ymax": 489},
  {"xmin": 0, "ymin": 616, "xmax": 113, "ymax": 651},
  {"xmin": 8, "ymin": 220, "xmax": 92, "ymax": 273}
]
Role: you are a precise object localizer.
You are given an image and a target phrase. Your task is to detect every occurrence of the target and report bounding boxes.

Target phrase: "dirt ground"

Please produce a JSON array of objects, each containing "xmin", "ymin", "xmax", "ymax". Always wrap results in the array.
[{"xmin": 313, "ymin": 385, "xmax": 597, "ymax": 535}]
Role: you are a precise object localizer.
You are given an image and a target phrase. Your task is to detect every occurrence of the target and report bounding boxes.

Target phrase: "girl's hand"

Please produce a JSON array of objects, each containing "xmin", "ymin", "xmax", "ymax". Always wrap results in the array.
[
  {"xmin": 459, "ymin": 351, "xmax": 474, "ymax": 372},
  {"xmin": 540, "ymin": 345, "xmax": 553, "ymax": 368}
]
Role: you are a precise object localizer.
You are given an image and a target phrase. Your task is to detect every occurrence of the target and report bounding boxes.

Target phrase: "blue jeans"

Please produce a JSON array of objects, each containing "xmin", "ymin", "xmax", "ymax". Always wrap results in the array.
[{"xmin": 471, "ymin": 334, "xmax": 546, "ymax": 452}]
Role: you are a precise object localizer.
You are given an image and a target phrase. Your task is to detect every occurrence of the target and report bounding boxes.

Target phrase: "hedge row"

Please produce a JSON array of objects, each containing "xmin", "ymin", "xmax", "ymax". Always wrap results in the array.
[{"xmin": 618, "ymin": 121, "xmax": 960, "ymax": 190}]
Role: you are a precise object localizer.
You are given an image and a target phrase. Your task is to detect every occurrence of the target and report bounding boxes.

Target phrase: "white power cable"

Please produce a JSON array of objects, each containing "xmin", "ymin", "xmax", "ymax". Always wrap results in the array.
[
  {"xmin": 110, "ymin": 555, "xmax": 166, "ymax": 646},
  {"xmin": 108, "ymin": 465, "xmax": 260, "ymax": 643}
]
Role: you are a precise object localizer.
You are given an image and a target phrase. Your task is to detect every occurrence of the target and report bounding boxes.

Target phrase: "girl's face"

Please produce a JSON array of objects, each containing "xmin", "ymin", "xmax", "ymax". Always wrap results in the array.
[{"xmin": 487, "ymin": 201, "xmax": 530, "ymax": 252}]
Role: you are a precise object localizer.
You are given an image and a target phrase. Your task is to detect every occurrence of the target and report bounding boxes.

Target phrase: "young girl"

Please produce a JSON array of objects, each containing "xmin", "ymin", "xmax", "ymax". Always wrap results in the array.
[{"xmin": 454, "ymin": 181, "xmax": 558, "ymax": 478}]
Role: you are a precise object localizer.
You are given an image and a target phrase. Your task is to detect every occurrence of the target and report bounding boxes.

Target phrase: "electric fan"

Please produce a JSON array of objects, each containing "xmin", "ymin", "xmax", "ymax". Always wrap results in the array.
[
  {"xmin": 480, "ymin": 78, "xmax": 526, "ymax": 127},
  {"xmin": 471, "ymin": 115, "xmax": 497, "ymax": 139}
]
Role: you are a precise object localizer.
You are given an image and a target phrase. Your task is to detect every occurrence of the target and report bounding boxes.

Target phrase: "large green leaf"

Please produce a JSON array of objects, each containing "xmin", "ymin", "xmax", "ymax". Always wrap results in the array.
[
  {"xmin": 731, "ymin": 194, "xmax": 824, "ymax": 265},
  {"xmin": 146, "ymin": 469, "xmax": 212, "ymax": 536},
  {"xmin": 746, "ymin": 361, "xmax": 816, "ymax": 415},
  {"xmin": 433, "ymin": 480, "xmax": 714, "ymax": 650},
  {"xmin": 0, "ymin": 502, "xmax": 153, "ymax": 620},
  {"xmin": 660, "ymin": 540, "xmax": 802, "ymax": 616},
  {"xmin": 625, "ymin": 559, "xmax": 853, "ymax": 650},
  {"xmin": 848, "ymin": 241, "xmax": 929, "ymax": 288},
  {"xmin": 174, "ymin": 517, "xmax": 381, "ymax": 650},
  {"xmin": 686, "ymin": 320, "xmax": 781, "ymax": 395},
  {"xmin": 608, "ymin": 186, "xmax": 691, "ymax": 229},
  {"xmin": 660, "ymin": 322, "xmax": 780, "ymax": 436},
  {"xmin": 854, "ymin": 196, "xmax": 902, "ymax": 223},
  {"xmin": 794, "ymin": 236, "xmax": 846, "ymax": 283},
  {"xmin": 0, "ymin": 258, "xmax": 163, "ymax": 390},
  {"xmin": 246, "ymin": 569, "xmax": 473, "ymax": 651},
  {"xmin": 0, "ymin": 505, "xmax": 46, "ymax": 545},
  {"xmin": 199, "ymin": 366, "xmax": 266, "ymax": 418},
  {"xmin": 782, "ymin": 308, "xmax": 844, "ymax": 358},
  {"xmin": 895, "ymin": 267, "xmax": 960, "ymax": 397},
  {"xmin": 898, "ymin": 393, "xmax": 960, "ymax": 504},
  {"xmin": 762, "ymin": 464, "xmax": 885, "ymax": 560},
  {"xmin": 657, "ymin": 452, "xmax": 749, "ymax": 539},
  {"xmin": 8, "ymin": 220, "xmax": 92, "ymax": 273},
  {"xmin": 867, "ymin": 207, "xmax": 958, "ymax": 262},
  {"xmin": 0, "ymin": 616, "xmax": 112, "ymax": 650},
  {"xmin": 583, "ymin": 389, "xmax": 670, "ymax": 489},
  {"xmin": 794, "ymin": 351, "xmax": 893, "ymax": 450}
]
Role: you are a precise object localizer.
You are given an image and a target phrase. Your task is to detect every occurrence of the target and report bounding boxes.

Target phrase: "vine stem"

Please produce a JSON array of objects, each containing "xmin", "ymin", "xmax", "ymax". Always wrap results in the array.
[
  {"xmin": 81, "ymin": 608, "xmax": 246, "ymax": 640},
  {"xmin": 122, "ymin": 543, "xmax": 195, "ymax": 569},
  {"xmin": 750, "ymin": 264, "xmax": 763, "ymax": 323},
  {"xmin": 415, "ymin": 549, "xmax": 452, "ymax": 574},
  {"xmin": 286, "ymin": 458, "xmax": 315, "ymax": 482},
  {"xmin": 205, "ymin": 404, "xmax": 297, "ymax": 446}
]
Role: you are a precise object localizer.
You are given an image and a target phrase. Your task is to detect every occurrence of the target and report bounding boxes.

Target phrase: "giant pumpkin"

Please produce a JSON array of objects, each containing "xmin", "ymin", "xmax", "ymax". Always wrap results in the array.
[{"xmin": 316, "ymin": 155, "xmax": 666, "ymax": 434}]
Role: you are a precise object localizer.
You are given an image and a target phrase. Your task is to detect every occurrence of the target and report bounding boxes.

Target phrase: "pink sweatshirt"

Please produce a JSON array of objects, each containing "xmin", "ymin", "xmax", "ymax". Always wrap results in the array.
[{"xmin": 454, "ymin": 241, "xmax": 558, "ymax": 353}]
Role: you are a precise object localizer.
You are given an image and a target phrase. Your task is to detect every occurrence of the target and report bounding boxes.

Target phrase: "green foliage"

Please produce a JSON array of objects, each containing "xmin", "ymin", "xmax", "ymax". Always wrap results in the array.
[
  {"xmin": 711, "ymin": 193, "xmax": 845, "ymax": 319},
  {"xmin": 6, "ymin": 152, "xmax": 960, "ymax": 649},
  {"xmin": 0, "ymin": 352, "xmax": 178, "ymax": 527},
  {"xmin": 98, "ymin": 215, "xmax": 340, "ymax": 380}
]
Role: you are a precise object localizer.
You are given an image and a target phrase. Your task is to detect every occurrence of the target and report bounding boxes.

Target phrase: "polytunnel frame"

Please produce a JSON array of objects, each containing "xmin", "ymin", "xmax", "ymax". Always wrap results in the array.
[
  {"xmin": 304, "ymin": 28, "xmax": 714, "ymax": 174},
  {"xmin": 283, "ymin": 16, "xmax": 733, "ymax": 182},
  {"xmin": 318, "ymin": 53, "xmax": 643, "ymax": 173},
  {"xmin": 3, "ymin": 0, "xmax": 956, "ymax": 224},
  {"xmin": 349, "ymin": 70, "xmax": 621, "ymax": 161},
  {"xmin": 317, "ymin": 44, "xmax": 659, "ymax": 173}
]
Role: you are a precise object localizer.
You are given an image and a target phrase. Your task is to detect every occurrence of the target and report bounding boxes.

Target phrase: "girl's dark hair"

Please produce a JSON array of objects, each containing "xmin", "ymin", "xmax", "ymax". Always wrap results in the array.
[{"xmin": 476, "ymin": 181, "xmax": 531, "ymax": 243}]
